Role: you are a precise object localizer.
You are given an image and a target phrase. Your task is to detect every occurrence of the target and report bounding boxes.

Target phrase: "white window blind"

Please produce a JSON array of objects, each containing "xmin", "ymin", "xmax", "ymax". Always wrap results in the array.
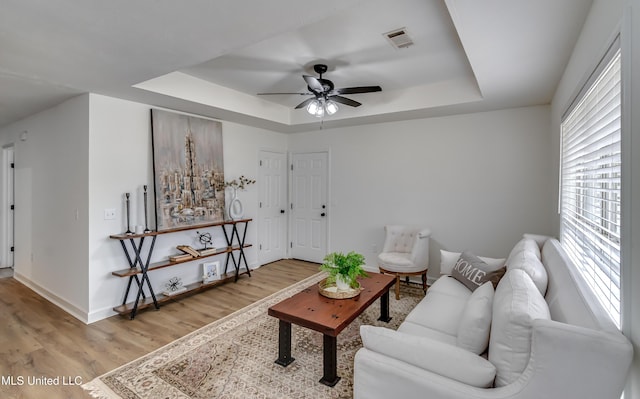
[{"xmin": 560, "ymin": 46, "xmax": 621, "ymax": 327}]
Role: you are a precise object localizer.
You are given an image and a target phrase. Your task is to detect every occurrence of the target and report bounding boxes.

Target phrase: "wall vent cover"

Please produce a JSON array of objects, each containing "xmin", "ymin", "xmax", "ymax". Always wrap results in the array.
[{"xmin": 383, "ymin": 28, "xmax": 414, "ymax": 49}]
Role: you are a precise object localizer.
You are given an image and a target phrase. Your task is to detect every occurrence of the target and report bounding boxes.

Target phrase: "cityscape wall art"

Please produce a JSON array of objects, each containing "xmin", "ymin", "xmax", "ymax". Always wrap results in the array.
[{"xmin": 150, "ymin": 109, "xmax": 225, "ymax": 231}]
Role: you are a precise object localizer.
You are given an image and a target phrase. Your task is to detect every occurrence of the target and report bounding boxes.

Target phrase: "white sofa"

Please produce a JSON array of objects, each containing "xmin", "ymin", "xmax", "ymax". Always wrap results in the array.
[{"xmin": 354, "ymin": 236, "xmax": 634, "ymax": 399}]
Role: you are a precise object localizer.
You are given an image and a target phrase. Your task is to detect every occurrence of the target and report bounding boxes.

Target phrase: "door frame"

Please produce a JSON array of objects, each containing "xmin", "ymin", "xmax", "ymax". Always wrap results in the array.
[
  {"xmin": 1, "ymin": 144, "xmax": 14, "ymax": 268},
  {"xmin": 288, "ymin": 149, "xmax": 331, "ymax": 262}
]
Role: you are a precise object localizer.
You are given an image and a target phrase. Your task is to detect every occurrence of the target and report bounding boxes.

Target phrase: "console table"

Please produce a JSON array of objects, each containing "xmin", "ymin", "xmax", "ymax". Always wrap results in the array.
[{"xmin": 110, "ymin": 218, "xmax": 252, "ymax": 319}]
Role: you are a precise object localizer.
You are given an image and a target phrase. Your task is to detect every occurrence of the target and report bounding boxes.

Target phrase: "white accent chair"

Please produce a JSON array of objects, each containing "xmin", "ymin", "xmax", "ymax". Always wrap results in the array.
[{"xmin": 377, "ymin": 225, "xmax": 431, "ymax": 299}]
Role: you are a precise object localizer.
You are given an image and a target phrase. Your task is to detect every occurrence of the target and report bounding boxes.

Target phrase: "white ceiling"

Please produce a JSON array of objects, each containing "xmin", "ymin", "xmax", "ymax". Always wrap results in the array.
[{"xmin": 0, "ymin": 0, "xmax": 592, "ymax": 133}]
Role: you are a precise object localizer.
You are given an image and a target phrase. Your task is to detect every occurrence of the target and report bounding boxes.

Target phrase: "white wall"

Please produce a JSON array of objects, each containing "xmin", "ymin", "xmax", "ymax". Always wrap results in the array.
[
  {"xmin": 288, "ymin": 105, "xmax": 555, "ymax": 277},
  {"xmin": 0, "ymin": 93, "xmax": 288, "ymax": 323},
  {"xmin": 4, "ymin": 94, "xmax": 553, "ymax": 323},
  {"xmin": 0, "ymin": 94, "xmax": 90, "ymax": 320},
  {"xmin": 86, "ymin": 94, "xmax": 288, "ymax": 322}
]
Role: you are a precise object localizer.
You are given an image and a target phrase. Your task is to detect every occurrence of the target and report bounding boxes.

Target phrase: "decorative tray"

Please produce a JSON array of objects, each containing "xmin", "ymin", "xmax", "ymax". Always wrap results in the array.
[{"xmin": 318, "ymin": 278, "xmax": 363, "ymax": 299}]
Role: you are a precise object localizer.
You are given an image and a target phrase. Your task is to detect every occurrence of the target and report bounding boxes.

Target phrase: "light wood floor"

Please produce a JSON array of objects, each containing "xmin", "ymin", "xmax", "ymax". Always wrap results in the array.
[{"xmin": 0, "ymin": 259, "xmax": 319, "ymax": 399}]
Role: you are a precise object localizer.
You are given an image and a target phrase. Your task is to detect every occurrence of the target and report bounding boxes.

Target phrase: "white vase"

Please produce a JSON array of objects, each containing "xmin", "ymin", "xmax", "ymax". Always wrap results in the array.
[
  {"xmin": 336, "ymin": 274, "xmax": 351, "ymax": 291},
  {"xmin": 228, "ymin": 187, "xmax": 244, "ymax": 220}
]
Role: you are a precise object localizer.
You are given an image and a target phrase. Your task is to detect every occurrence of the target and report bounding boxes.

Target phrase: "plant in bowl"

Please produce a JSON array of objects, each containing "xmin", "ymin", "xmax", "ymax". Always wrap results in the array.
[{"xmin": 320, "ymin": 251, "xmax": 368, "ymax": 291}]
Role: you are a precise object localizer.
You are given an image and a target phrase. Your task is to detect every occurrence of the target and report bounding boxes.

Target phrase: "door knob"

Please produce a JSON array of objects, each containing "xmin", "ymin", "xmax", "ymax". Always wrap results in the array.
[
  {"xmin": 280, "ymin": 210, "xmax": 285, "ymax": 214},
  {"xmin": 321, "ymin": 213, "xmax": 326, "ymax": 217}
]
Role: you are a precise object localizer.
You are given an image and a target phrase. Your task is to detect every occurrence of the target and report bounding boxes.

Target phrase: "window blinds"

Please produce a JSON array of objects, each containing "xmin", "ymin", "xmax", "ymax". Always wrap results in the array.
[{"xmin": 560, "ymin": 48, "xmax": 622, "ymax": 327}]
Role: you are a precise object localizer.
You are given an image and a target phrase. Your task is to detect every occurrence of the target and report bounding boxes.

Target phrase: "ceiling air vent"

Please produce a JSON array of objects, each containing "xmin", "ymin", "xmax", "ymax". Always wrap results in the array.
[{"xmin": 383, "ymin": 28, "xmax": 414, "ymax": 49}]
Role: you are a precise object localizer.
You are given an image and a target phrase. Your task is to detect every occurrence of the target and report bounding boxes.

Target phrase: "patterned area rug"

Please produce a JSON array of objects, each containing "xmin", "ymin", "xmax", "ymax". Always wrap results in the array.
[{"xmin": 83, "ymin": 273, "xmax": 423, "ymax": 399}]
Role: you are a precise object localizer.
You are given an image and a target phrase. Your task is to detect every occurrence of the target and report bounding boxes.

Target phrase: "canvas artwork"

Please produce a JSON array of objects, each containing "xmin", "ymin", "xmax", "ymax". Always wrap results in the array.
[{"xmin": 151, "ymin": 109, "xmax": 225, "ymax": 231}]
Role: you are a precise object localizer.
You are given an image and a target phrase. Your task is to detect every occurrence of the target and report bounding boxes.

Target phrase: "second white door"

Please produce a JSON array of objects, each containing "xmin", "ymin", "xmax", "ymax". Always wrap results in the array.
[{"xmin": 290, "ymin": 151, "xmax": 328, "ymax": 263}]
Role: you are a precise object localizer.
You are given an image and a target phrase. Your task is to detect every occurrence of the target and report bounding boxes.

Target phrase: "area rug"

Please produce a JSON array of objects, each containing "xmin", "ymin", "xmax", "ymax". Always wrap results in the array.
[{"xmin": 83, "ymin": 272, "xmax": 423, "ymax": 399}]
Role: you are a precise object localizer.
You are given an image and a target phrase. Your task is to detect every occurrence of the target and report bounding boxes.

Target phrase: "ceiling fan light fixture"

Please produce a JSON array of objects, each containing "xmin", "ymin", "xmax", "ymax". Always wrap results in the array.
[
  {"xmin": 307, "ymin": 99, "xmax": 326, "ymax": 117},
  {"xmin": 307, "ymin": 100, "xmax": 321, "ymax": 117},
  {"xmin": 260, "ymin": 64, "xmax": 381, "ymax": 114},
  {"xmin": 325, "ymin": 100, "xmax": 339, "ymax": 115}
]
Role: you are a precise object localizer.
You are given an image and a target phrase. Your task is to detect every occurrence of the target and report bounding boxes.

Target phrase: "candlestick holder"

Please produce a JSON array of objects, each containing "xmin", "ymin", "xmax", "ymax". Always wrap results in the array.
[
  {"xmin": 143, "ymin": 185, "xmax": 151, "ymax": 233},
  {"xmin": 125, "ymin": 192, "xmax": 133, "ymax": 235}
]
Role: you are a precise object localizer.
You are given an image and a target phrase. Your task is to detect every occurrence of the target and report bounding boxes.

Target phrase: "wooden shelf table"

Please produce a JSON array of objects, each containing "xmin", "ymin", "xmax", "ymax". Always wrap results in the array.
[{"xmin": 110, "ymin": 218, "xmax": 252, "ymax": 319}]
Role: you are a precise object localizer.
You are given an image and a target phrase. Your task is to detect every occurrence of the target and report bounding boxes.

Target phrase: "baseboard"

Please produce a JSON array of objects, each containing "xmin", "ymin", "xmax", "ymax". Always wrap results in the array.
[
  {"xmin": 13, "ymin": 272, "xmax": 89, "ymax": 324},
  {"xmin": 87, "ymin": 306, "xmax": 118, "ymax": 324}
]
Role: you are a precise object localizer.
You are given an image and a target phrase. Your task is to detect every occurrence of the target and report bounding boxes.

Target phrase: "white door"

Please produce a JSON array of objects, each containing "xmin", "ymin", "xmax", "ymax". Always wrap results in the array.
[
  {"xmin": 258, "ymin": 151, "xmax": 287, "ymax": 265},
  {"xmin": 291, "ymin": 152, "xmax": 328, "ymax": 263}
]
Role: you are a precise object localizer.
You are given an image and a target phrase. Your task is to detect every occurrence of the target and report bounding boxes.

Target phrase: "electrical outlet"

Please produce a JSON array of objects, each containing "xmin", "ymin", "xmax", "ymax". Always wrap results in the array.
[{"xmin": 104, "ymin": 208, "xmax": 116, "ymax": 220}]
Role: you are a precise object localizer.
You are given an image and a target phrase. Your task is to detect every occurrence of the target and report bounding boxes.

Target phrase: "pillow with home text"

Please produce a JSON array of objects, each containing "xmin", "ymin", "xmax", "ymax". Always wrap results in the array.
[{"xmin": 451, "ymin": 251, "xmax": 506, "ymax": 292}]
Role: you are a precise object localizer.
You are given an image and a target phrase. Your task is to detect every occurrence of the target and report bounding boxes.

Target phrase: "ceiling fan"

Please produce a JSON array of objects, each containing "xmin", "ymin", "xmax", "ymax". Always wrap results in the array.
[{"xmin": 257, "ymin": 64, "xmax": 382, "ymax": 117}]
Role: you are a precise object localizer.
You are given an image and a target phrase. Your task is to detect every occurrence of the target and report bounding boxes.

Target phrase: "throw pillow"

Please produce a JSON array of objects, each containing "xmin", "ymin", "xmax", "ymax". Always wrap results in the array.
[
  {"xmin": 440, "ymin": 249, "xmax": 505, "ymax": 275},
  {"xmin": 507, "ymin": 248, "xmax": 549, "ymax": 296},
  {"xmin": 457, "ymin": 281, "xmax": 494, "ymax": 354},
  {"xmin": 506, "ymin": 238, "xmax": 541, "ymax": 264},
  {"xmin": 489, "ymin": 269, "xmax": 551, "ymax": 387},
  {"xmin": 451, "ymin": 251, "xmax": 506, "ymax": 292}
]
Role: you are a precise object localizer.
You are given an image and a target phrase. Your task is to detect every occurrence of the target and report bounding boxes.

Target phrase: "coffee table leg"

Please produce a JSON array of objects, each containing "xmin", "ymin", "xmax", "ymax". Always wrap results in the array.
[
  {"xmin": 275, "ymin": 320, "xmax": 295, "ymax": 367},
  {"xmin": 378, "ymin": 289, "xmax": 392, "ymax": 322},
  {"xmin": 319, "ymin": 334, "xmax": 340, "ymax": 387}
]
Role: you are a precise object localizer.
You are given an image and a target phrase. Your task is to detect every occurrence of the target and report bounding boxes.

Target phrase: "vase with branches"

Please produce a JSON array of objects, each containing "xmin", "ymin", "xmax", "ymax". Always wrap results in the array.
[
  {"xmin": 224, "ymin": 175, "xmax": 256, "ymax": 190},
  {"xmin": 223, "ymin": 175, "xmax": 255, "ymax": 220}
]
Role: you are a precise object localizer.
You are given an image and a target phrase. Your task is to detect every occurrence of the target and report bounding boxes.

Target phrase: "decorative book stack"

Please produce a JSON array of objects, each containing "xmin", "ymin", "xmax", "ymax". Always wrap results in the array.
[
  {"xmin": 169, "ymin": 253, "xmax": 193, "ymax": 262},
  {"xmin": 199, "ymin": 247, "xmax": 217, "ymax": 256}
]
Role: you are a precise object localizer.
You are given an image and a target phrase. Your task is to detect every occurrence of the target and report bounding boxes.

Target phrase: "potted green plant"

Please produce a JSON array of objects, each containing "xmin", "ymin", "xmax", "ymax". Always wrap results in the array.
[{"xmin": 320, "ymin": 251, "xmax": 368, "ymax": 291}]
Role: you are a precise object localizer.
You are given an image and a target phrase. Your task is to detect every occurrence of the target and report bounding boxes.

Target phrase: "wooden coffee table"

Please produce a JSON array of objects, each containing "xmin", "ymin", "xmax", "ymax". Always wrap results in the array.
[{"xmin": 268, "ymin": 272, "xmax": 396, "ymax": 386}]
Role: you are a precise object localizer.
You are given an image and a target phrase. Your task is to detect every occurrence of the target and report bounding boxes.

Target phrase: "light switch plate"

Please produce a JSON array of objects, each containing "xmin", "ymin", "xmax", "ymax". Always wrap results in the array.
[{"xmin": 104, "ymin": 208, "xmax": 116, "ymax": 220}]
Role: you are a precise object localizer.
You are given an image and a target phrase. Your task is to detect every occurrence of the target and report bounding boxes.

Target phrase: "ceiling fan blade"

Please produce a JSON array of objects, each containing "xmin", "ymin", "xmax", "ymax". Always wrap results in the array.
[
  {"xmin": 294, "ymin": 97, "xmax": 317, "ymax": 109},
  {"xmin": 334, "ymin": 86, "xmax": 382, "ymax": 95},
  {"xmin": 329, "ymin": 95, "xmax": 362, "ymax": 107},
  {"xmin": 257, "ymin": 92, "xmax": 311, "ymax": 95},
  {"xmin": 303, "ymin": 75, "xmax": 324, "ymax": 93}
]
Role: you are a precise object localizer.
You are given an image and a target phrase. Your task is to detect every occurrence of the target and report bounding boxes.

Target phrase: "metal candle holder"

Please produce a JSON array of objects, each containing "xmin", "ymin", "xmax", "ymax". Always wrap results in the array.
[
  {"xmin": 125, "ymin": 192, "xmax": 133, "ymax": 234},
  {"xmin": 143, "ymin": 185, "xmax": 151, "ymax": 233}
]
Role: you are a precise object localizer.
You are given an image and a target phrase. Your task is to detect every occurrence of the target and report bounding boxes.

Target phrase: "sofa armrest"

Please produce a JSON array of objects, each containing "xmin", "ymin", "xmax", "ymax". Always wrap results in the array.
[
  {"xmin": 360, "ymin": 325, "xmax": 495, "ymax": 387},
  {"xmin": 355, "ymin": 348, "xmax": 507, "ymax": 399},
  {"xmin": 521, "ymin": 318, "xmax": 633, "ymax": 399},
  {"xmin": 354, "ymin": 320, "xmax": 634, "ymax": 399}
]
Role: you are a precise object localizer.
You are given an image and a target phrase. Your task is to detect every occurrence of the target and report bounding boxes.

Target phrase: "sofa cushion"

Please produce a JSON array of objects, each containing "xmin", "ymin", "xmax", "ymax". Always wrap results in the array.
[
  {"xmin": 506, "ymin": 238, "xmax": 541, "ymax": 263},
  {"xmin": 522, "ymin": 233, "xmax": 549, "ymax": 250},
  {"xmin": 457, "ymin": 281, "xmax": 494, "ymax": 354},
  {"xmin": 404, "ymin": 282, "xmax": 469, "ymax": 336},
  {"xmin": 428, "ymin": 274, "xmax": 475, "ymax": 297},
  {"xmin": 451, "ymin": 251, "xmax": 506, "ymax": 291},
  {"xmin": 440, "ymin": 249, "xmax": 505, "ymax": 275},
  {"xmin": 398, "ymin": 321, "xmax": 457, "ymax": 346},
  {"xmin": 360, "ymin": 325, "xmax": 497, "ymax": 388},
  {"xmin": 506, "ymin": 238, "xmax": 548, "ymax": 295},
  {"xmin": 489, "ymin": 269, "xmax": 551, "ymax": 387}
]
